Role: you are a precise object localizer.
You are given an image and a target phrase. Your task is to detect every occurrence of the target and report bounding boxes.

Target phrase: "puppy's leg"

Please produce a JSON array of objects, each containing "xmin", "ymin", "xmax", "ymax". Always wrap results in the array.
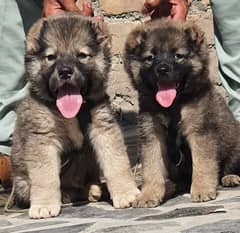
[
  {"xmin": 89, "ymin": 103, "xmax": 139, "ymax": 208},
  {"xmin": 188, "ymin": 134, "xmax": 218, "ymax": 202},
  {"xmin": 133, "ymin": 113, "xmax": 168, "ymax": 208},
  {"xmin": 27, "ymin": 143, "xmax": 61, "ymax": 219},
  {"xmin": 14, "ymin": 176, "xmax": 30, "ymax": 208},
  {"xmin": 85, "ymin": 148, "xmax": 103, "ymax": 202}
]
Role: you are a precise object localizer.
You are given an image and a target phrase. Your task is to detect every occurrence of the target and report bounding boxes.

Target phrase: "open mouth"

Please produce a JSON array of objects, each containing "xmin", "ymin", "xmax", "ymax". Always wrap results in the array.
[
  {"xmin": 155, "ymin": 80, "xmax": 179, "ymax": 108},
  {"xmin": 56, "ymin": 84, "xmax": 83, "ymax": 119}
]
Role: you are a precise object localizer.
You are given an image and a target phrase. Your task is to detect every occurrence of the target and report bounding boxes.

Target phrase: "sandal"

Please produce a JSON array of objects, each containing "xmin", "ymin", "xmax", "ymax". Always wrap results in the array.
[{"xmin": 0, "ymin": 154, "xmax": 12, "ymax": 189}]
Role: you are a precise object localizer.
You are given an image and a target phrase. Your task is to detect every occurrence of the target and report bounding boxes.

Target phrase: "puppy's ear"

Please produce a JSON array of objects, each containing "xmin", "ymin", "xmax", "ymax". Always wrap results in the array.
[
  {"xmin": 26, "ymin": 18, "xmax": 47, "ymax": 53},
  {"xmin": 124, "ymin": 25, "xmax": 147, "ymax": 57},
  {"xmin": 184, "ymin": 22, "xmax": 206, "ymax": 49},
  {"xmin": 93, "ymin": 20, "xmax": 112, "ymax": 49}
]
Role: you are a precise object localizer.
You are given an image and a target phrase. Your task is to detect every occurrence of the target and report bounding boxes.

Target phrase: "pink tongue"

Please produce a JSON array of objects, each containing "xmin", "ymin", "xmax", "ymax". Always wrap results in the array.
[
  {"xmin": 56, "ymin": 85, "xmax": 83, "ymax": 119},
  {"xmin": 155, "ymin": 81, "xmax": 177, "ymax": 108}
]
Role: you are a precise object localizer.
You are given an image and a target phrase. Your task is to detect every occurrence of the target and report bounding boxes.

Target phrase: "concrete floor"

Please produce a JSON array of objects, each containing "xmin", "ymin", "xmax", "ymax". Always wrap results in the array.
[{"xmin": 0, "ymin": 186, "xmax": 239, "ymax": 233}]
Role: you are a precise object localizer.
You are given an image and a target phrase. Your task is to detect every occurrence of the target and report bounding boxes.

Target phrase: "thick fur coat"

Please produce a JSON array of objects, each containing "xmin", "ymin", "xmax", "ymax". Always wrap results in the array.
[
  {"xmin": 124, "ymin": 19, "xmax": 240, "ymax": 207},
  {"xmin": 11, "ymin": 14, "xmax": 139, "ymax": 218}
]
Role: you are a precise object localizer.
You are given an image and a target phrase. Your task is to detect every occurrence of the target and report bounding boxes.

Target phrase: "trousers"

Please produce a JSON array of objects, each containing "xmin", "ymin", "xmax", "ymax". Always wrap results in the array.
[
  {"xmin": 0, "ymin": 0, "xmax": 41, "ymax": 154},
  {"xmin": 211, "ymin": 0, "xmax": 240, "ymax": 120}
]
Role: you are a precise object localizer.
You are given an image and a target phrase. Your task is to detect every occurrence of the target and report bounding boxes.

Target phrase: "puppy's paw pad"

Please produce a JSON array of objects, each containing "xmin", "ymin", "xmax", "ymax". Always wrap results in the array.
[
  {"xmin": 88, "ymin": 184, "xmax": 102, "ymax": 202},
  {"xmin": 29, "ymin": 204, "xmax": 61, "ymax": 219},
  {"xmin": 191, "ymin": 187, "xmax": 216, "ymax": 202},
  {"xmin": 112, "ymin": 187, "xmax": 140, "ymax": 209},
  {"xmin": 221, "ymin": 175, "xmax": 240, "ymax": 187}
]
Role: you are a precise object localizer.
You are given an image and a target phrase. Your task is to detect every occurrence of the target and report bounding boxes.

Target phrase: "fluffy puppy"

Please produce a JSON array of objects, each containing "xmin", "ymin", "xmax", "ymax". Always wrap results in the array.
[
  {"xmin": 11, "ymin": 13, "xmax": 139, "ymax": 218},
  {"xmin": 124, "ymin": 19, "xmax": 240, "ymax": 207}
]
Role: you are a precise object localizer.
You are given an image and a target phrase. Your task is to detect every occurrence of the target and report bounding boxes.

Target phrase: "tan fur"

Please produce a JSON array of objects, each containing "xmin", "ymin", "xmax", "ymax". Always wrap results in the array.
[
  {"xmin": 66, "ymin": 118, "xmax": 84, "ymax": 149},
  {"xmin": 133, "ymin": 113, "xmax": 167, "ymax": 207},
  {"xmin": 11, "ymin": 14, "xmax": 138, "ymax": 219},
  {"xmin": 89, "ymin": 103, "xmax": 139, "ymax": 208},
  {"xmin": 28, "ymin": 145, "xmax": 61, "ymax": 218},
  {"xmin": 181, "ymin": 103, "xmax": 218, "ymax": 201},
  {"xmin": 221, "ymin": 175, "xmax": 240, "ymax": 187}
]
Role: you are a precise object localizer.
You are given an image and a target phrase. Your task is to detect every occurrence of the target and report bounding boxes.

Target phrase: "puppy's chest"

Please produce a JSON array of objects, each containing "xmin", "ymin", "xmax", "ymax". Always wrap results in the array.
[
  {"xmin": 164, "ymin": 112, "xmax": 191, "ymax": 166},
  {"xmin": 66, "ymin": 119, "xmax": 84, "ymax": 149},
  {"xmin": 66, "ymin": 106, "xmax": 92, "ymax": 150},
  {"xmin": 156, "ymin": 109, "xmax": 183, "ymax": 135},
  {"xmin": 166, "ymin": 113, "xmax": 184, "ymax": 145},
  {"xmin": 154, "ymin": 111, "xmax": 191, "ymax": 167}
]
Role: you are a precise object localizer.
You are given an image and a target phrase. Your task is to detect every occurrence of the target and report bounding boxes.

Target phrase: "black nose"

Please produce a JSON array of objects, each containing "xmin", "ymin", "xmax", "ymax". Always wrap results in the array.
[
  {"xmin": 58, "ymin": 66, "xmax": 74, "ymax": 80},
  {"xmin": 155, "ymin": 63, "xmax": 171, "ymax": 76}
]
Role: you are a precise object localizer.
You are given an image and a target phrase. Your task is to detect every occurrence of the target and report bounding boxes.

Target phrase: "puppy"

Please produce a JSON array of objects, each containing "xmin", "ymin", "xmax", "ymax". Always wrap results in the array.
[
  {"xmin": 124, "ymin": 19, "xmax": 240, "ymax": 207},
  {"xmin": 11, "ymin": 14, "xmax": 139, "ymax": 218}
]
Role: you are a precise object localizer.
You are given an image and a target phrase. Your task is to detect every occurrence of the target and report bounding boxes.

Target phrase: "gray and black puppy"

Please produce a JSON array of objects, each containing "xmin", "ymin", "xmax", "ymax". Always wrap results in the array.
[
  {"xmin": 11, "ymin": 13, "xmax": 139, "ymax": 219},
  {"xmin": 124, "ymin": 19, "xmax": 240, "ymax": 208}
]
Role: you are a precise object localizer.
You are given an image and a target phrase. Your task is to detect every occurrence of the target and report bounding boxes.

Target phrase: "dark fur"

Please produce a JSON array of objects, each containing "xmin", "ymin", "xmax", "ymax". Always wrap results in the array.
[{"xmin": 124, "ymin": 19, "xmax": 240, "ymax": 207}]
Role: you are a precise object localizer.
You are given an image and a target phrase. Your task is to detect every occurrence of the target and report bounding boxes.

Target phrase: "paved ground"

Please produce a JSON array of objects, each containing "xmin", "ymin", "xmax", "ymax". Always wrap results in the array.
[{"xmin": 0, "ymin": 186, "xmax": 239, "ymax": 233}]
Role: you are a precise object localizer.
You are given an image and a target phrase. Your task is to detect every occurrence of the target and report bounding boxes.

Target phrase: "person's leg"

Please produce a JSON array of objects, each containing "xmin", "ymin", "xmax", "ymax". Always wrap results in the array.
[
  {"xmin": 0, "ymin": 0, "xmax": 27, "ymax": 155},
  {"xmin": 211, "ymin": 0, "xmax": 240, "ymax": 120},
  {"xmin": 0, "ymin": 0, "xmax": 41, "ymax": 188},
  {"xmin": 0, "ymin": 0, "xmax": 42, "ymax": 187},
  {"xmin": 0, "ymin": 0, "xmax": 42, "ymax": 156}
]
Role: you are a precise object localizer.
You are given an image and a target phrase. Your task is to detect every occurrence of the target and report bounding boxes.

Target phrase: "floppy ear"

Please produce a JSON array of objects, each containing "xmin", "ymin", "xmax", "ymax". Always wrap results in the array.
[
  {"xmin": 92, "ymin": 20, "xmax": 112, "ymax": 49},
  {"xmin": 124, "ymin": 25, "xmax": 147, "ymax": 57},
  {"xmin": 184, "ymin": 22, "xmax": 206, "ymax": 50},
  {"xmin": 26, "ymin": 18, "xmax": 47, "ymax": 53}
]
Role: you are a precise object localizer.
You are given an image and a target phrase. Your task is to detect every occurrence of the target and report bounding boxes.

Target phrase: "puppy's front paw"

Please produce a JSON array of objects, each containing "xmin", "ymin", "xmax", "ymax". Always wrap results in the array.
[
  {"xmin": 112, "ymin": 186, "xmax": 140, "ymax": 209},
  {"xmin": 191, "ymin": 183, "xmax": 216, "ymax": 202},
  {"xmin": 132, "ymin": 186, "xmax": 165, "ymax": 208},
  {"xmin": 221, "ymin": 175, "xmax": 240, "ymax": 187},
  {"xmin": 29, "ymin": 203, "xmax": 61, "ymax": 219}
]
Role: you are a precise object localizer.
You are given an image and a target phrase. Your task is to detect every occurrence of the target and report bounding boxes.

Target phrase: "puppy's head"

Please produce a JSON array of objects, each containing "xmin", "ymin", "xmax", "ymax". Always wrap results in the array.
[
  {"xmin": 124, "ymin": 19, "xmax": 209, "ymax": 108},
  {"xmin": 25, "ymin": 13, "xmax": 111, "ymax": 118}
]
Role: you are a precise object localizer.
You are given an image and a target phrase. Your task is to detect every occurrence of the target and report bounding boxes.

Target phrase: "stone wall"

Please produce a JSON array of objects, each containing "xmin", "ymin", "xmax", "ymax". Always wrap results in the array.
[
  {"xmin": 77, "ymin": 0, "xmax": 223, "ymax": 164},
  {"xmin": 78, "ymin": 0, "xmax": 222, "ymax": 113}
]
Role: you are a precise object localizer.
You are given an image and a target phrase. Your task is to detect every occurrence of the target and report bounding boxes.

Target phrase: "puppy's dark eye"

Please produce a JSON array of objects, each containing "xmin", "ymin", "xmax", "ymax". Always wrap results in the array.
[
  {"xmin": 77, "ymin": 52, "xmax": 90, "ymax": 59},
  {"xmin": 45, "ymin": 54, "xmax": 56, "ymax": 62},
  {"xmin": 144, "ymin": 55, "xmax": 154, "ymax": 62},
  {"xmin": 174, "ymin": 53, "xmax": 185, "ymax": 60}
]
